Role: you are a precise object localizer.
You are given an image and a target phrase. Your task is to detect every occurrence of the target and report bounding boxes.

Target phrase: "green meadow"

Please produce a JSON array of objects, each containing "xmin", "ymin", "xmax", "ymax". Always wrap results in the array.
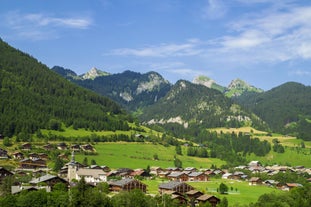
[
  {"xmin": 142, "ymin": 178, "xmax": 280, "ymax": 206},
  {"xmin": 74, "ymin": 142, "xmax": 226, "ymax": 169}
]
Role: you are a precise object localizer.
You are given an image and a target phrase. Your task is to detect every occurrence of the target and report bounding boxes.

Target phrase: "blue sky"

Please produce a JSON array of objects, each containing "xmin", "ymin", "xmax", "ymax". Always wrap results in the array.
[{"xmin": 1, "ymin": 0, "xmax": 311, "ymax": 90}]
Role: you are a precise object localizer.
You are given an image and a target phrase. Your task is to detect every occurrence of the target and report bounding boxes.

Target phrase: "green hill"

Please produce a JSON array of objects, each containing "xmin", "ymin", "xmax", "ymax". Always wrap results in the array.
[
  {"xmin": 0, "ymin": 39, "xmax": 131, "ymax": 137},
  {"xmin": 236, "ymin": 82, "xmax": 311, "ymax": 140},
  {"xmin": 139, "ymin": 80, "xmax": 268, "ymax": 138}
]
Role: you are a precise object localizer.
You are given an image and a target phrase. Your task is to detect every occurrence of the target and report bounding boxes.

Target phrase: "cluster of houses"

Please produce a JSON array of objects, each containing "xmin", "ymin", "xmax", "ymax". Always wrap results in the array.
[{"xmin": 1, "ymin": 143, "xmax": 311, "ymax": 206}]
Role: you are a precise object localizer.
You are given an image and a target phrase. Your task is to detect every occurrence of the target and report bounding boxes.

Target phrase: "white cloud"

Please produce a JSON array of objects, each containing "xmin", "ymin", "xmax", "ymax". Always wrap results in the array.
[
  {"xmin": 289, "ymin": 70, "xmax": 311, "ymax": 76},
  {"xmin": 202, "ymin": 0, "xmax": 228, "ymax": 20},
  {"xmin": 3, "ymin": 11, "xmax": 92, "ymax": 40},
  {"xmin": 109, "ymin": 40, "xmax": 203, "ymax": 57}
]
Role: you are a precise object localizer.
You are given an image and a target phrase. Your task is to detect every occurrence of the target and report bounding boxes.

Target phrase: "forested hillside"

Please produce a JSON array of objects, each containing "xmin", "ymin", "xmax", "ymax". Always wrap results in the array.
[
  {"xmin": 0, "ymin": 39, "xmax": 131, "ymax": 137},
  {"xmin": 139, "ymin": 80, "xmax": 268, "ymax": 138},
  {"xmin": 236, "ymin": 82, "xmax": 311, "ymax": 140}
]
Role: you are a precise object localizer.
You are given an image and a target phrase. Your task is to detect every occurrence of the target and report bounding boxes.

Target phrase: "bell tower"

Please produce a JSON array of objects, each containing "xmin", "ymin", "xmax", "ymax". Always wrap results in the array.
[{"xmin": 67, "ymin": 151, "xmax": 77, "ymax": 181}]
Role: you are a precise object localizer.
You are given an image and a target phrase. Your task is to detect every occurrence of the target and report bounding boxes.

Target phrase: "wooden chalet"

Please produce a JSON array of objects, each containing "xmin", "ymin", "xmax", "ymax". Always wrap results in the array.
[
  {"xmin": 0, "ymin": 148, "xmax": 8, "ymax": 159},
  {"xmin": 38, "ymin": 153, "xmax": 49, "ymax": 160},
  {"xmin": 184, "ymin": 167, "xmax": 197, "ymax": 172},
  {"xmin": 167, "ymin": 172, "xmax": 188, "ymax": 182},
  {"xmin": 186, "ymin": 189, "xmax": 204, "ymax": 200},
  {"xmin": 57, "ymin": 142, "xmax": 67, "ymax": 150},
  {"xmin": 29, "ymin": 174, "xmax": 68, "ymax": 189},
  {"xmin": 29, "ymin": 153, "xmax": 40, "ymax": 160},
  {"xmin": 0, "ymin": 167, "xmax": 13, "ymax": 182},
  {"xmin": 162, "ymin": 191, "xmax": 187, "ymax": 205},
  {"xmin": 159, "ymin": 181, "xmax": 194, "ymax": 195},
  {"xmin": 70, "ymin": 144, "xmax": 80, "ymax": 152},
  {"xmin": 249, "ymin": 177, "xmax": 262, "ymax": 186},
  {"xmin": 12, "ymin": 152, "xmax": 24, "ymax": 160},
  {"xmin": 20, "ymin": 143, "xmax": 31, "ymax": 150},
  {"xmin": 42, "ymin": 143, "xmax": 55, "ymax": 150},
  {"xmin": 19, "ymin": 158, "xmax": 47, "ymax": 169},
  {"xmin": 58, "ymin": 153, "xmax": 69, "ymax": 161},
  {"xmin": 80, "ymin": 144, "xmax": 95, "ymax": 152},
  {"xmin": 150, "ymin": 166, "xmax": 162, "ymax": 176},
  {"xmin": 109, "ymin": 178, "xmax": 147, "ymax": 192},
  {"xmin": 196, "ymin": 194, "xmax": 220, "ymax": 207},
  {"xmin": 188, "ymin": 172, "xmax": 208, "ymax": 181}
]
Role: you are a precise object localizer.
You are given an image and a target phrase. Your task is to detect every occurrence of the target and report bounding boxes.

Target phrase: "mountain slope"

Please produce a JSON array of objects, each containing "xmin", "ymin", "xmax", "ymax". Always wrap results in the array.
[
  {"xmin": 236, "ymin": 82, "xmax": 311, "ymax": 136},
  {"xmin": 53, "ymin": 67, "xmax": 172, "ymax": 112},
  {"xmin": 225, "ymin": 79, "xmax": 263, "ymax": 98},
  {"xmin": 139, "ymin": 80, "xmax": 268, "ymax": 138},
  {"xmin": 0, "ymin": 39, "xmax": 130, "ymax": 137},
  {"xmin": 192, "ymin": 75, "xmax": 225, "ymax": 92}
]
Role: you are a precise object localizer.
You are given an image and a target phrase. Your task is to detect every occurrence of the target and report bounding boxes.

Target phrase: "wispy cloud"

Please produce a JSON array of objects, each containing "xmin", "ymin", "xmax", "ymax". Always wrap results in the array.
[
  {"xmin": 108, "ymin": 39, "xmax": 203, "ymax": 57},
  {"xmin": 201, "ymin": 0, "xmax": 228, "ymax": 20},
  {"xmin": 3, "ymin": 11, "xmax": 92, "ymax": 40},
  {"xmin": 289, "ymin": 69, "xmax": 311, "ymax": 76}
]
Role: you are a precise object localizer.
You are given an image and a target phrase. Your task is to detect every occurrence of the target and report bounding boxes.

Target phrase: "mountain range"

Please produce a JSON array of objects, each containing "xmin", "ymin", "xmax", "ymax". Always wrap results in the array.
[
  {"xmin": 52, "ymin": 66, "xmax": 311, "ymax": 140},
  {"xmin": 1, "ymin": 37, "xmax": 311, "ymax": 141}
]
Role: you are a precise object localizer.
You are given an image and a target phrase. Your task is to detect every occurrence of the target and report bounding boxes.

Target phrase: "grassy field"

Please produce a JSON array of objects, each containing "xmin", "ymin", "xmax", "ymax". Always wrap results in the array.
[
  {"xmin": 142, "ymin": 178, "xmax": 280, "ymax": 206},
  {"xmin": 74, "ymin": 142, "xmax": 226, "ymax": 169}
]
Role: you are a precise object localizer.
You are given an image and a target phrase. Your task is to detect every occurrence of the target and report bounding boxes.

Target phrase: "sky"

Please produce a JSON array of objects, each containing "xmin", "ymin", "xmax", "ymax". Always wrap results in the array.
[{"xmin": 1, "ymin": 0, "xmax": 311, "ymax": 90}]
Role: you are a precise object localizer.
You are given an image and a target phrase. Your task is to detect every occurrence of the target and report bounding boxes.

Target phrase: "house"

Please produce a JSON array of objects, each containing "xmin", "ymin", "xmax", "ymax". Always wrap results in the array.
[
  {"xmin": 188, "ymin": 172, "xmax": 208, "ymax": 181},
  {"xmin": 115, "ymin": 168, "xmax": 134, "ymax": 177},
  {"xmin": 150, "ymin": 167, "xmax": 162, "ymax": 176},
  {"xmin": 249, "ymin": 177, "xmax": 262, "ymax": 186},
  {"xmin": 80, "ymin": 144, "xmax": 95, "ymax": 152},
  {"xmin": 58, "ymin": 154, "xmax": 69, "ymax": 161},
  {"xmin": 76, "ymin": 168, "xmax": 107, "ymax": 184},
  {"xmin": 231, "ymin": 171, "xmax": 246, "ymax": 180},
  {"xmin": 248, "ymin": 161, "xmax": 261, "ymax": 167},
  {"xmin": 28, "ymin": 153, "xmax": 40, "ymax": 160},
  {"xmin": 19, "ymin": 158, "xmax": 47, "ymax": 169},
  {"xmin": 57, "ymin": 142, "xmax": 67, "ymax": 150},
  {"xmin": 0, "ymin": 148, "xmax": 8, "ymax": 159},
  {"xmin": 109, "ymin": 178, "xmax": 147, "ymax": 193},
  {"xmin": 283, "ymin": 183, "xmax": 303, "ymax": 191},
  {"xmin": 222, "ymin": 173, "xmax": 232, "ymax": 179},
  {"xmin": 29, "ymin": 174, "xmax": 68, "ymax": 189},
  {"xmin": 167, "ymin": 172, "xmax": 188, "ymax": 182},
  {"xmin": 33, "ymin": 169, "xmax": 46, "ymax": 177},
  {"xmin": 196, "ymin": 194, "xmax": 220, "ymax": 207},
  {"xmin": 158, "ymin": 171, "xmax": 170, "ymax": 178},
  {"xmin": 264, "ymin": 180, "xmax": 281, "ymax": 188},
  {"xmin": 12, "ymin": 152, "xmax": 24, "ymax": 160},
  {"xmin": 38, "ymin": 153, "xmax": 49, "ymax": 160},
  {"xmin": 162, "ymin": 191, "xmax": 188, "ymax": 205},
  {"xmin": 184, "ymin": 167, "xmax": 197, "ymax": 172},
  {"xmin": 42, "ymin": 143, "xmax": 54, "ymax": 150},
  {"xmin": 186, "ymin": 189, "xmax": 204, "ymax": 200},
  {"xmin": 11, "ymin": 186, "xmax": 49, "ymax": 194},
  {"xmin": 130, "ymin": 169, "xmax": 149, "ymax": 177},
  {"xmin": 159, "ymin": 181, "xmax": 194, "ymax": 195},
  {"xmin": 0, "ymin": 167, "xmax": 13, "ymax": 182},
  {"xmin": 70, "ymin": 144, "xmax": 80, "ymax": 152},
  {"xmin": 20, "ymin": 143, "xmax": 31, "ymax": 150}
]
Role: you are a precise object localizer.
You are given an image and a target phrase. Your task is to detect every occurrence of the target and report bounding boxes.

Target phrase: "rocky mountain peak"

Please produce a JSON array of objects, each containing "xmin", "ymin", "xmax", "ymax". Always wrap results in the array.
[{"xmin": 81, "ymin": 67, "xmax": 110, "ymax": 80}]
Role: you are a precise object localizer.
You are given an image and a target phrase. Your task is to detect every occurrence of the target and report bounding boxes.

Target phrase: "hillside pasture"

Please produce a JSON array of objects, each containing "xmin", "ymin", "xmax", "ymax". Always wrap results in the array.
[{"xmin": 74, "ymin": 142, "xmax": 226, "ymax": 169}]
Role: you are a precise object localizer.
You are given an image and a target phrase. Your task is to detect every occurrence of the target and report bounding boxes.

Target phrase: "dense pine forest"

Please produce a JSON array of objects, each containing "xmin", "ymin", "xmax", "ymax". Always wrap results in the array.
[{"xmin": 0, "ymin": 39, "xmax": 132, "ymax": 137}]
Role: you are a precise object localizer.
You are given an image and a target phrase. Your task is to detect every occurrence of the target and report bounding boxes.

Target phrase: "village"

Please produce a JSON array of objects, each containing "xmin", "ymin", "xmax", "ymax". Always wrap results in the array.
[{"xmin": 1, "ymin": 142, "xmax": 311, "ymax": 206}]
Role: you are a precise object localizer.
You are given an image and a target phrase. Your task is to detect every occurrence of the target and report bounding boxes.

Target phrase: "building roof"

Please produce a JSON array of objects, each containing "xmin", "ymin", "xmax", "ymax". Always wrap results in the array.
[
  {"xmin": 186, "ymin": 190, "xmax": 203, "ymax": 195},
  {"xmin": 76, "ymin": 168, "xmax": 106, "ymax": 179},
  {"xmin": 168, "ymin": 172, "xmax": 186, "ymax": 178},
  {"xmin": 159, "ymin": 181, "xmax": 187, "ymax": 190},
  {"xmin": 188, "ymin": 172, "xmax": 204, "ymax": 177},
  {"xmin": 197, "ymin": 194, "xmax": 220, "ymax": 202},
  {"xmin": 110, "ymin": 178, "xmax": 143, "ymax": 187},
  {"xmin": 29, "ymin": 174, "xmax": 59, "ymax": 184}
]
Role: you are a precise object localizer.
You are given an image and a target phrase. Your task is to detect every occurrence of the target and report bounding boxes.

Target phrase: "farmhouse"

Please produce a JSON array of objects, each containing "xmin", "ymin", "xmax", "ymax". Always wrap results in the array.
[
  {"xmin": 158, "ymin": 181, "xmax": 194, "ymax": 194},
  {"xmin": 109, "ymin": 178, "xmax": 147, "ymax": 192},
  {"xmin": 196, "ymin": 194, "xmax": 220, "ymax": 207},
  {"xmin": 249, "ymin": 177, "xmax": 262, "ymax": 186},
  {"xmin": 186, "ymin": 189, "xmax": 204, "ymax": 200},
  {"xmin": 57, "ymin": 142, "xmax": 67, "ymax": 150},
  {"xmin": 29, "ymin": 174, "xmax": 68, "ymax": 189},
  {"xmin": 42, "ymin": 143, "xmax": 54, "ymax": 150},
  {"xmin": 20, "ymin": 143, "xmax": 31, "ymax": 150},
  {"xmin": 12, "ymin": 152, "xmax": 24, "ymax": 160},
  {"xmin": 0, "ymin": 148, "xmax": 8, "ymax": 159},
  {"xmin": 80, "ymin": 144, "xmax": 95, "ymax": 152},
  {"xmin": 19, "ymin": 158, "xmax": 47, "ymax": 169},
  {"xmin": 76, "ymin": 168, "xmax": 107, "ymax": 184},
  {"xmin": 167, "ymin": 172, "xmax": 188, "ymax": 182},
  {"xmin": 188, "ymin": 172, "xmax": 208, "ymax": 181},
  {"xmin": 0, "ymin": 167, "xmax": 13, "ymax": 182}
]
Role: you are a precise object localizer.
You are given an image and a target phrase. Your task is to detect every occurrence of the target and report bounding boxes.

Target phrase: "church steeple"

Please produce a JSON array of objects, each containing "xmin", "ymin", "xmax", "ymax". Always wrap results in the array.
[{"xmin": 67, "ymin": 151, "xmax": 77, "ymax": 181}]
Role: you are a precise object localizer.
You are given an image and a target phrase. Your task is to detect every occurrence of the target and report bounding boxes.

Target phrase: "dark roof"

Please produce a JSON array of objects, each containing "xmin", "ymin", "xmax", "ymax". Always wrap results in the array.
[
  {"xmin": 159, "ymin": 181, "xmax": 184, "ymax": 190},
  {"xmin": 110, "ymin": 178, "xmax": 136, "ymax": 187},
  {"xmin": 188, "ymin": 172, "xmax": 204, "ymax": 177},
  {"xmin": 168, "ymin": 172, "xmax": 186, "ymax": 177},
  {"xmin": 197, "ymin": 194, "xmax": 220, "ymax": 202},
  {"xmin": 29, "ymin": 174, "xmax": 66, "ymax": 184}
]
